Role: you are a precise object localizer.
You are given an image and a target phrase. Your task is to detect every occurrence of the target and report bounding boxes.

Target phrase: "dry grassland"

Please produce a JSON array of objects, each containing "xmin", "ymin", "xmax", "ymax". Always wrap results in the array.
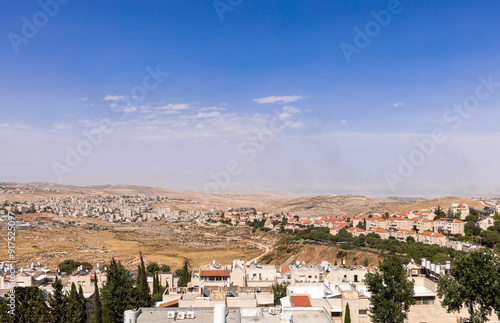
[{"xmin": 0, "ymin": 213, "xmax": 262, "ymax": 271}]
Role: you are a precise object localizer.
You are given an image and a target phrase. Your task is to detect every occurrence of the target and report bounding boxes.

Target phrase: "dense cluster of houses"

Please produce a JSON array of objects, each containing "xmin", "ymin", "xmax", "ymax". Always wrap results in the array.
[
  {"xmin": 204, "ymin": 203, "xmax": 496, "ymax": 252},
  {"xmin": 0, "ymin": 261, "xmax": 177, "ymax": 299},
  {"xmin": 125, "ymin": 257, "xmax": 496, "ymax": 323},
  {"xmin": 0, "ymin": 194, "xmax": 205, "ymax": 223}
]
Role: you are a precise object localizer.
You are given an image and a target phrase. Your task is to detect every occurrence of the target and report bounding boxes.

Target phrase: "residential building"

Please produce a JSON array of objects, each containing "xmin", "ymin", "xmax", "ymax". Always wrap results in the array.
[{"xmin": 477, "ymin": 216, "xmax": 497, "ymax": 231}]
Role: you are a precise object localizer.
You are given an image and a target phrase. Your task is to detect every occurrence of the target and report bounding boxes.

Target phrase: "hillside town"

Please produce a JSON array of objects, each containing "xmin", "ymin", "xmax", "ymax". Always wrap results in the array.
[
  {"xmin": 1, "ymin": 190, "xmax": 499, "ymax": 322},
  {"xmin": 1, "ymin": 193, "xmax": 499, "ymax": 252},
  {"xmin": 1, "ymin": 254, "xmax": 498, "ymax": 323}
]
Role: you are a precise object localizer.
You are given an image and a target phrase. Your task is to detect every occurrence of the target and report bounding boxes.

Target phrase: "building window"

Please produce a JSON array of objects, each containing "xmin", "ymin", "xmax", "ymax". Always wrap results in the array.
[
  {"xmin": 359, "ymin": 309, "xmax": 368, "ymax": 317},
  {"xmin": 354, "ymin": 275, "xmax": 358, "ymax": 282},
  {"xmin": 422, "ymin": 297, "xmax": 434, "ymax": 305}
]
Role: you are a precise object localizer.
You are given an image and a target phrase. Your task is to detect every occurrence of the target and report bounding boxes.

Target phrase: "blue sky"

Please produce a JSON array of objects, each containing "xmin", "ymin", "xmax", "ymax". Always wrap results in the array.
[{"xmin": 1, "ymin": 0, "xmax": 500, "ymax": 196}]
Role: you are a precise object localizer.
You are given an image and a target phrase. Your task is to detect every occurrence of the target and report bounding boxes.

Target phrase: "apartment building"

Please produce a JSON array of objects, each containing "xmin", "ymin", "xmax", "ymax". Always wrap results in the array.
[
  {"xmin": 230, "ymin": 260, "xmax": 277, "ymax": 288},
  {"xmin": 418, "ymin": 231, "xmax": 447, "ymax": 246},
  {"xmin": 392, "ymin": 229, "xmax": 416, "ymax": 242},
  {"xmin": 330, "ymin": 223, "xmax": 349, "ymax": 235},
  {"xmin": 408, "ymin": 217, "xmax": 433, "ymax": 232},
  {"xmin": 433, "ymin": 218, "xmax": 465, "ymax": 235},
  {"xmin": 346, "ymin": 227, "xmax": 365, "ymax": 237},
  {"xmin": 67, "ymin": 270, "xmax": 107, "ymax": 293},
  {"xmin": 477, "ymin": 216, "xmax": 497, "ymax": 231},
  {"xmin": 366, "ymin": 218, "xmax": 387, "ymax": 230},
  {"xmin": 282, "ymin": 265, "xmax": 325, "ymax": 286},
  {"xmin": 367, "ymin": 228, "xmax": 390, "ymax": 239},
  {"xmin": 450, "ymin": 203, "xmax": 470, "ymax": 219},
  {"xmin": 191, "ymin": 262, "xmax": 232, "ymax": 288}
]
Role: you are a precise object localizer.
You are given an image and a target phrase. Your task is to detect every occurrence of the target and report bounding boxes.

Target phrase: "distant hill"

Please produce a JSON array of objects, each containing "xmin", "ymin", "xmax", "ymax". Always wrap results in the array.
[
  {"xmin": 0, "ymin": 182, "xmax": 484, "ymax": 215},
  {"xmin": 270, "ymin": 194, "xmax": 483, "ymax": 216}
]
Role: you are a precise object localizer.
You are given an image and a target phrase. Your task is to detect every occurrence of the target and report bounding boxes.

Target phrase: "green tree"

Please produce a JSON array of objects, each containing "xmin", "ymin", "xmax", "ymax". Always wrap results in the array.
[
  {"xmin": 0, "ymin": 297, "xmax": 15, "ymax": 323},
  {"xmin": 365, "ymin": 255, "xmax": 415, "ymax": 323},
  {"xmin": 356, "ymin": 219, "xmax": 366, "ymax": 230},
  {"xmin": 480, "ymin": 230, "xmax": 500, "ymax": 249},
  {"xmin": 146, "ymin": 262, "xmax": 160, "ymax": 276},
  {"xmin": 151, "ymin": 272, "xmax": 166, "ymax": 304},
  {"xmin": 160, "ymin": 264, "xmax": 171, "ymax": 272},
  {"xmin": 101, "ymin": 258, "xmax": 133, "ymax": 323},
  {"xmin": 58, "ymin": 260, "xmax": 93, "ymax": 275},
  {"xmin": 336, "ymin": 250, "xmax": 348, "ymax": 265},
  {"xmin": 48, "ymin": 276, "xmax": 67, "ymax": 322},
  {"xmin": 272, "ymin": 283, "xmax": 287, "ymax": 305},
  {"xmin": 344, "ymin": 303, "xmax": 351, "ymax": 323},
  {"xmin": 136, "ymin": 252, "xmax": 152, "ymax": 307},
  {"xmin": 77, "ymin": 285, "xmax": 87, "ymax": 323},
  {"xmin": 175, "ymin": 260, "xmax": 191, "ymax": 287},
  {"xmin": 434, "ymin": 205, "xmax": 447, "ymax": 220},
  {"xmin": 91, "ymin": 275, "xmax": 102, "ymax": 323},
  {"xmin": 66, "ymin": 282, "xmax": 86, "ymax": 323},
  {"xmin": 437, "ymin": 249, "xmax": 500, "ymax": 323},
  {"xmin": 465, "ymin": 222, "xmax": 481, "ymax": 236},
  {"xmin": 0, "ymin": 287, "xmax": 50, "ymax": 323}
]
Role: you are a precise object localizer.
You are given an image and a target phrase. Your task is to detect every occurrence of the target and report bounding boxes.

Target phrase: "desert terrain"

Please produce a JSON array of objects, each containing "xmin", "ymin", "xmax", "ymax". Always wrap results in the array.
[{"xmin": 0, "ymin": 182, "xmax": 486, "ymax": 271}]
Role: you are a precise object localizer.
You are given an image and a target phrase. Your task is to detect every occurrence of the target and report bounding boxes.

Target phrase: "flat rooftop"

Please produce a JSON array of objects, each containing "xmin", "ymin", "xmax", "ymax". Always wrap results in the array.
[{"xmin": 134, "ymin": 307, "xmax": 333, "ymax": 323}]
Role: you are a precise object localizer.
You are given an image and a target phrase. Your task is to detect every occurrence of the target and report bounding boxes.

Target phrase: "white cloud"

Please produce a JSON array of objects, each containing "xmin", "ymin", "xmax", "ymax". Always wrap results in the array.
[
  {"xmin": 184, "ymin": 111, "xmax": 222, "ymax": 119},
  {"xmin": 253, "ymin": 95, "xmax": 304, "ymax": 104},
  {"xmin": 197, "ymin": 106, "xmax": 226, "ymax": 112},
  {"xmin": 158, "ymin": 103, "xmax": 191, "ymax": 110},
  {"xmin": 77, "ymin": 119, "xmax": 99, "ymax": 128},
  {"xmin": 279, "ymin": 106, "xmax": 301, "ymax": 119},
  {"xmin": 341, "ymin": 120, "xmax": 347, "ymax": 125},
  {"xmin": 0, "ymin": 122, "xmax": 32, "ymax": 130},
  {"xmin": 51, "ymin": 123, "xmax": 71, "ymax": 131},
  {"xmin": 123, "ymin": 107, "xmax": 137, "ymax": 113},
  {"xmin": 289, "ymin": 121, "xmax": 306, "ymax": 129},
  {"xmin": 160, "ymin": 110, "xmax": 181, "ymax": 115},
  {"xmin": 103, "ymin": 95, "xmax": 125, "ymax": 101},
  {"xmin": 393, "ymin": 102, "xmax": 406, "ymax": 108}
]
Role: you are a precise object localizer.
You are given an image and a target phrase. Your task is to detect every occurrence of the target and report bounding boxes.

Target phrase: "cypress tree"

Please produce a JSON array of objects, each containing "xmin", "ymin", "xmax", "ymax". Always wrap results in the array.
[
  {"xmin": 102, "ymin": 258, "xmax": 133, "ymax": 323},
  {"xmin": 344, "ymin": 303, "xmax": 351, "ymax": 323},
  {"xmin": 91, "ymin": 275, "xmax": 102, "ymax": 323},
  {"xmin": 48, "ymin": 276, "xmax": 67, "ymax": 323},
  {"xmin": 13, "ymin": 286, "xmax": 50, "ymax": 323},
  {"xmin": 66, "ymin": 282, "xmax": 84, "ymax": 323},
  {"xmin": 152, "ymin": 272, "xmax": 159, "ymax": 295},
  {"xmin": 151, "ymin": 272, "xmax": 165, "ymax": 304},
  {"xmin": 136, "ymin": 252, "xmax": 152, "ymax": 307},
  {"xmin": 78, "ymin": 285, "xmax": 87, "ymax": 323}
]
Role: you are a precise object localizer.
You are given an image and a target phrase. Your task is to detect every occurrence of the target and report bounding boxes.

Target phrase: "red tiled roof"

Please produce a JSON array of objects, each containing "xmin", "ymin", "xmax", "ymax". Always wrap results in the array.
[
  {"xmin": 347, "ymin": 227, "xmax": 365, "ymax": 232},
  {"xmin": 291, "ymin": 295, "xmax": 311, "ymax": 307},
  {"xmin": 398, "ymin": 229, "xmax": 415, "ymax": 235},
  {"xmin": 409, "ymin": 217, "xmax": 432, "ymax": 222},
  {"xmin": 420, "ymin": 231, "xmax": 445, "ymax": 237},
  {"xmin": 158, "ymin": 298, "xmax": 180, "ymax": 308},
  {"xmin": 281, "ymin": 266, "xmax": 291, "ymax": 274},
  {"xmin": 200, "ymin": 270, "xmax": 230, "ymax": 277},
  {"xmin": 435, "ymin": 218, "xmax": 464, "ymax": 223},
  {"xmin": 371, "ymin": 228, "xmax": 389, "ymax": 233}
]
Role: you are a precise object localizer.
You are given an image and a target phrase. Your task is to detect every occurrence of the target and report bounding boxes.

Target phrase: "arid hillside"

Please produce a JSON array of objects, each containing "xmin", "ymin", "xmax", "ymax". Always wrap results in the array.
[
  {"xmin": 261, "ymin": 240, "xmax": 381, "ymax": 268},
  {"xmin": 270, "ymin": 195, "xmax": 483, "ymax": 217},
  {"xmin": 0, "ymin": 213, "xmax": 267, "ymax": 271},
  {"xmin": 0, "ymin": 182, "xmax": 484, "ymax": 216}
]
